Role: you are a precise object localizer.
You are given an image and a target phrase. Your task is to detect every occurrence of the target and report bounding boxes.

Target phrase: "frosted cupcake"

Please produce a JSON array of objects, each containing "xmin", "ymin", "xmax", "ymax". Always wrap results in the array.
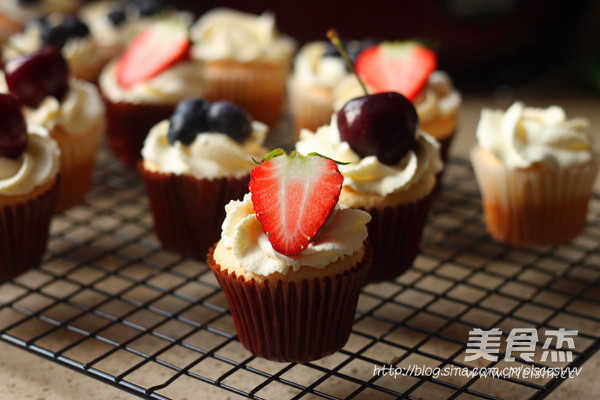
[
  {"xmin": 288, "ymin": 40, "xmax": 371, "ymax": 137},
  {"xmin": 80, "ymin": 0, "xmax": 193, "ymax": 63},
  {"xmin": 190, "ymin": 8, "xmax": 296, "ymax": 126},
  {"xmin": 297, "ymin": 92, "xmax": 442, "ymax": 283},
  {"xmin": 139, "ymin": 99, "xmax": 269, "ymax": 260},
  {"xmin": 2, "ymin": 46, "xmax": 105, "ymax": 212},
  {"xmin": 98, "ymin": 17, "xmax": 205, "ymax": 166},
  {"xmin": 0, "ymin": 94, "xmax": 60, "ymax": 282},
  {"xmin": 3, "ymin": 13, "xmax": 108, "ymax": 81},
  {"xmin": 0, "ymin": 0, "xmax": 81, "ymax": 40},
  {"xmin": 208, "ymin": 151, "xmax": 372, "ymax": 362},
  {"xmin": 471, "ymin": 102, "xmax": 598, "ymax": 246},
  {"xmin": 334, "ymin": 41, "xmax": 461, "ymax": 162}
]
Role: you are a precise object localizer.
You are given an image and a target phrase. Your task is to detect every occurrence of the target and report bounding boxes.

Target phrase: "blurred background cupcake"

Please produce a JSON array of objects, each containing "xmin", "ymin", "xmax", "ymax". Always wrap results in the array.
[
  {"xmin": 0, "ymin": 94, "xmax": 60, "ymax": 282},
  {"xmin": 3, "ymin": 13, "xmax": 108, "ymax": 82},
  {"xmin": 190, "ymin": 8, "xmax": 296, "ymax": 127},
  {"xmin": 0, "ymin": 0, "xmax": 81, "ymax": 40},
  {"xmin": 98, "ymin": 17, "xmax": 203, "ymax": 167},
  {"xmin": 1, "ymin": 46, "xmax": 105, "ymax": 212},
  {"xmin": 471, "ymin": 101, "xmax": 598, "ymax": 246},
  {"xmin": 139, "ymin": 98, "xmax": 269, "ymax": 260},
  {"xmin": 80, "ymin": 0, "xmax": 193, "ymax": 63},
  {"xmin": 288, "ymin": 39, "xmax": 374, "ymax": 138}
]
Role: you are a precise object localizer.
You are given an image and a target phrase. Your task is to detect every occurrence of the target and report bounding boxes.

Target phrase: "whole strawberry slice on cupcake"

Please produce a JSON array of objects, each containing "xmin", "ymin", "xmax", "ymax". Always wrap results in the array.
[
  {"xmin": 98, "ymin": 17, "xmax": 205, "ymax": 167},
  {"xmin": 208, "ymin": 149, "xmax": 373, "ymax": 362}
]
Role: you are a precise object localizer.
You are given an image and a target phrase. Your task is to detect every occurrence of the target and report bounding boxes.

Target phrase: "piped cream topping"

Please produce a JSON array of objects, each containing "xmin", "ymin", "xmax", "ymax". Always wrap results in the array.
[
  {"xmin": 292, "ymin": 41, "xmax": 348, "ymax": 89},
  {"xmin": 220, "ymin": 193, "xmax": 371, "ymax": 276},
  {"xmin": 0, "ymin": 127, "xmax": 60, "ymax": 196},
  {"xmin": 296, "ymin": 116, "xmax": 442, "ymax": 196},
  {"xmin": 476, "ymin": 102, "xmax": 594, "ymax": 169},
  {"xmin": 190, "ymin": 8, "xmax": 295, "ymax": 62},
  {"xmin": 141, "ymin": 119, "xmax": 269, "ymax": 179},
  {"xmin": 99, "ymin": 59, "xmax": 205, "ymax": 104}
]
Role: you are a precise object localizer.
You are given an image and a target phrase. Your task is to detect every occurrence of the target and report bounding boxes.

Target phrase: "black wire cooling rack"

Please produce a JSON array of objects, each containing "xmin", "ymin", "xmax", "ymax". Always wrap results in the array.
[{"xmin": 1, "ymin": 150, "xmax": 599, "ymax": 400}]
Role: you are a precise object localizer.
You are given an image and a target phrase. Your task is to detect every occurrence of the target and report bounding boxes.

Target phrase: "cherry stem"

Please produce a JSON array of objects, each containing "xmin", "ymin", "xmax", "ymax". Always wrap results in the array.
[{"xmin": 326, "ymin": 28, "xmax": 368, "ymax": 96}]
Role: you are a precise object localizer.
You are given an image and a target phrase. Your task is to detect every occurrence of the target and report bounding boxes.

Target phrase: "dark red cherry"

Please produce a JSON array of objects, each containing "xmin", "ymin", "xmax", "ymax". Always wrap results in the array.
[
  {"xmin": 337, "ymin": 91, "xmax": 418, "ymax": 165},
  {"xmin": 4, "ymin": 46, "xmax": 70, "ymax": 108},
  {"xmin": 0, "ymin": 94, "xmax": 28, "ymax": 159}
]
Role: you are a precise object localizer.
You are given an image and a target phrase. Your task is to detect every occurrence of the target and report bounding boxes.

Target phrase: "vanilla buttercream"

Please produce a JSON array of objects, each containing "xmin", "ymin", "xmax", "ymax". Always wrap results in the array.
[
  {"xmin": 142, "ymin": 119, "xmax": 268, "ymax": 179},
  {"xmin": 190, "ymin": 8, "xmax": 295, "ymax": 63},
  {"xmin": 296, "ymin": 116, "xmax": 442, "ymax": 197},
  {"xmin": 476, "ymin": 102, "xmax": 594, "ymax": 169},
  {"xmin": 0, "ymin": 127, "xmax": 60, "ymax": 196},
  {"xmin": 218, "ymin": 193, "xmax": 371, "ymax": 276}
]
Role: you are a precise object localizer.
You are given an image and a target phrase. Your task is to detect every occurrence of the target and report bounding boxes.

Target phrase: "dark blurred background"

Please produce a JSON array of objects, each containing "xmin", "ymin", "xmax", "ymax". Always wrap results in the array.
[{"xmin": 170, "ymin": 0, "xmax": 600, "ymax": 96}]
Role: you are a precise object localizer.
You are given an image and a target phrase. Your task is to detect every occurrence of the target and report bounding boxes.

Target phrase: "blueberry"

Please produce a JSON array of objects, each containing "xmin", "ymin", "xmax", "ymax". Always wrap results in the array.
[
  {"xmin": 131, "ymin": 0, "xmax": 166, "ymax": 16},
  {"xmin": 62, "ymin": 16, "xmax": 90, "ymax": 38},
  {"xmin": 26, "ymin": 16, "xmax": 47, "ymax": 29},
  {"xmin": 107, "ymin": 9, "xmax": 127, "ymax": 26},
  {"xmin": 40, "ymin": 24, "xmax": 68, "ymax": 49},
  {"xmin": 323, "ymin": 42, "xmax": 339, "ymax": 58},
  {"xmin": 207, "ymin": 102, "xmax": 252, "ymax": 143},
  {"xmin": 167, "ymin": 98, "xmax": 211, "ymax": 145}
]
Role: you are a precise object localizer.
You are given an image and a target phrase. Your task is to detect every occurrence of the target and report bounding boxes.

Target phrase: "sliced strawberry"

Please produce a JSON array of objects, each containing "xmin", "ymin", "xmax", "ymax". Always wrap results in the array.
[
  {"xmin": 117, "ymin": 19, "xmax": 191, "ymax": 89},
  {"xmin": 249, "ymin": 150, "xmax": 344, "ymax": 256},
  {"xmin": 356, "ymin": 41, "xmax": 437, "ymax": 101}
]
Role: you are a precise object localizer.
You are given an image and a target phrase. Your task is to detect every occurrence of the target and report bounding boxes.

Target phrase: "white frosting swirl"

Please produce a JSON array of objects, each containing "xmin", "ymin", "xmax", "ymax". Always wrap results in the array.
[
  {"xmin": 476, "ymin": 102, "xmax": 594, "ymax": 169},
  {"xmin": 0, "ymin": 127, "xmax": 60, "ymax": 196},
  {"xmin": 221, "ymin": 193, "xmax": 371, "ymax": 276},
  {"xmin": 414, "ymin": 71, "xmax": 461, "ymax": 123},
  {"xmin": 292, "ymin": 41, "xmax": 348, "ymax": 89},
  {"xmin": 142, "ymin": 119, "xmax": 269, "ymax": 179},
  {"xmin": 190, "ymin": 8, "xmax": 295, "ymax": 62},
  {"xmin": 99, "ymin": 59, "xmax": 206, "ymax": 104},
  {"xmin": 0, "ymin": 75, "xmax": 105, "ymax": 136},
  {"xmin": 296, "ymin": 116, "xmax": 442, "ymax": 196}
]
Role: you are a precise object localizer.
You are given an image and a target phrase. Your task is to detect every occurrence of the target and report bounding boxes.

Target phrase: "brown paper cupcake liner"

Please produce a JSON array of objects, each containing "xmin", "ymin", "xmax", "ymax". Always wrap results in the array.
[
  {"xmin": 101, "ymin": 93, "xmax": 175, "ymax": 167},
  {"xmin": 139, "ymin": 164, "xmax": 250, "ymax": 261},
  {"xmin": 363, "ymin": 190, "xmax": 436, "ymax": 283},
  {"xmin": 204, "ymin": 60, "xmax": 290, "ymax": 126},
  {"xmin": 207, "ymin": 244, "xmax": 372, "ymax": 362},
  {"xmin": 0, "ymin": 179, "xmax": 59, "ymax": 282},
  {"xmin": 471, "ymin": 148, "xmax": 599, "ymax": 246},
  {"xmin": 51, "ymin": 123, "xmax": 105, "ymax": 212}
]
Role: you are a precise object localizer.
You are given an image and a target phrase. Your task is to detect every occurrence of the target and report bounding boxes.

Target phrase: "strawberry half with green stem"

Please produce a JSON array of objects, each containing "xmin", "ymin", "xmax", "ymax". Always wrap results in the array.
[
  {"xmin": 117, "ymin": 18, "xmax": 191, "ymax": 89},
  {"xmin": 355, "ymin": 41, "xmax": 437, "ymax": 101},
  {"xmin": 249, "ymin": 149, "xmax": 344, "ymax": 256}
]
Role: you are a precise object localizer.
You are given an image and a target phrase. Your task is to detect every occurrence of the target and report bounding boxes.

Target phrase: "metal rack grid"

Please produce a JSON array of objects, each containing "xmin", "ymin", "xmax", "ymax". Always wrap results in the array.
[{"xmin": 1, "ymin": 150, "xmax": 599, "ymax": 400}]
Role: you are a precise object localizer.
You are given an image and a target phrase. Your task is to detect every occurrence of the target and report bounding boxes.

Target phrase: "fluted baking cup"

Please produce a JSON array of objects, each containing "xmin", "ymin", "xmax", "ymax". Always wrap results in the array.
[
  {"xmin": 0, "ymin": 179, "xmax": 59, "ymax": 282},
  {"xmin": 471, "ymin": 147, "xmax": 599, "ymax": 246},
  {"xmin": 139, "ymin": 164, "xmax": 250, "ymax": 261},
  {"xmin": 207, "ymin": 244, "xmax": 371, "ymax": 362}
]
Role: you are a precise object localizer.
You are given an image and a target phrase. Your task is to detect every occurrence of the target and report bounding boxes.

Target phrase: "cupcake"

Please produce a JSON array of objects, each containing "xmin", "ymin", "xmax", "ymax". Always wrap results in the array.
[
  {"xmin": 208, "ymin": 150, "xmax": 372, "ymax": 362},
  {"xmin": 0, "ymin": 94, "xmax": 60, "ymax": 282},
  {"xmin": 3, "ymin": 13, "xmax": 108, "ymax": 81},
  {"xmin": 0, "ymin": 0, "xmax": 81, "ymax": 40},
  {"xmin": 288, "ymin": 39, "xmax": 375, "ymax": 138},
  {"xmin": 190, "ymin": 8, "xmax": 296, "ymax": 126},
  {"xmin": 471, "ymin": 101, "xmax": 598, "ymax": 246},
  {"xmin": 334, "ymin": 41, "xmax": 461, "ymax": 162},
  {"xmin": 98, "ymin": 17, "xmax": 204, "ymax": 167},
  {"xmin": 2, "ymin": 46, "xmax": 105, "ymax": 212},
  {"xmin": 139, "ymin": 98, "xmax": 269, "ymax": 260},
  {"xmin": 80, "ymin": 0, "xmax": 193, "ymax": 63},
  {"xmin": 297, "ymin": 92, "xmax": 442, "ymax": 283}
]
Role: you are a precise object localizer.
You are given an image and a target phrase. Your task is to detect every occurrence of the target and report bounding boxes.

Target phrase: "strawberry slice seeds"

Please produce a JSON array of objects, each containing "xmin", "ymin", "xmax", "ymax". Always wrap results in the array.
[
  {"xmin": 356, "ymin": 41, "xmax": 437, "ymax": 101},
  {"xmin": 249, "ymin": 150, "xmax": 344, "ymax": 256}
]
